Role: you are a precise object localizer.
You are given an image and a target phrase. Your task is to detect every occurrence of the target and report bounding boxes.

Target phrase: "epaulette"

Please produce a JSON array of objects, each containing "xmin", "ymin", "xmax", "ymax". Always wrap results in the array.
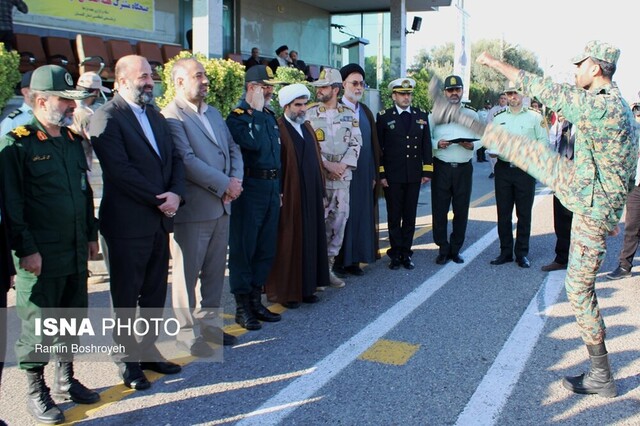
[
  {"xmin": 9, "ymin": 125, "xmax": 31, "ymax": 139},
  {"xmin": 232, "ymin": 108, "xmax": 245, "ymax": 115},
  {"xmin": 306, "ymin": 102, "xmax": 319, "ymax": 109},
  {"xmin": 66, "ymin": 128, "xmax": 82, "ymax": 142},
  {"xmin": 7, "ymin": 109, "xmax": 22, "ymax": 119},
  {"xmin": 493, "ymin": 109, "xmax": 507, "ymax": 117},
  {"xmin": 463, "ymin": 104, "xmax": 477, "ymax": 112}
]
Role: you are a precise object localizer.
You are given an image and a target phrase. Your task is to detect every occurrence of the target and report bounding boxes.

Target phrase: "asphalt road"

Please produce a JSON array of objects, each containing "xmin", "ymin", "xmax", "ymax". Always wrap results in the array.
[{"xmin": 1, "ymin": 159, "xmax": 639, "ymax": 426}]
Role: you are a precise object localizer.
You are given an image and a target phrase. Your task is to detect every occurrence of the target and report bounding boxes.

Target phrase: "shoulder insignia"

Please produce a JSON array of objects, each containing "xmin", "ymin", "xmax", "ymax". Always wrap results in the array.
[
  {"xmin": 7, "ymin": 109, "xmax": 22, "ymax": 119},
  {"xmin": 337, "ymin": 105, "xmax": 344, "ymax": 113},
  {"xmin": 37, "ymin": 130, "xmax": 48, "ymax": 141},
  {"xmin": 315, "ymin": 128, "xmax": 325, "ymax": 142},
  {"xmin": 11, "ymin": 126, "xmax": 30, "ymax": 138},
  {"xmin": 319, "ymin": 106, "xmax": 326, "ymax": 113},
  {"xmin": 494, "ymin": 109, "xmax": 506, "ymax": 117},
  {"xmin": 464, "ymin": 104, "xmax": 477, "ymax": 112},
  {"xmin": 306, "ymin": 102, "xmax": 319, "ymax": 109},
  {"xmin": 232, "ymin": 108, "xmax": 245, "ymax": 115}
]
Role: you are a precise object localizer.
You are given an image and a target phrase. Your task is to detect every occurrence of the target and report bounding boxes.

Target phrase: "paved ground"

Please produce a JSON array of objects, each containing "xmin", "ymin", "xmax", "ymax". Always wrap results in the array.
[{"xmin": 1, "ymin": 159, "xmax": 639, "ymax": 426}]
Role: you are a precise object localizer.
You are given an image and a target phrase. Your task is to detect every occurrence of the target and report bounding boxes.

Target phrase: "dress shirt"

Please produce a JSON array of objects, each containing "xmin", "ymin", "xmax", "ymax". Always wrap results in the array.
[
  {"xmin": 185, "ymin": 99, "xmax": 217, "ymax": 141},
  {"xmin": 124, "ymin": 98, "xmax": 162, "ymax": 158},
  {"xmin": 490, "ymin": 106, "xmax": 548, "ymax": 161},
  {"xmin": 341, "ymin": 97, "xmax": 360, "ymax": 115}
]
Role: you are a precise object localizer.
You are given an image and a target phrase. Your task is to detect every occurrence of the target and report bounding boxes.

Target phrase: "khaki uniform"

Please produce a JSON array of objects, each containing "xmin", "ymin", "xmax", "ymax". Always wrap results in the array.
[
  {"xmin": 307, "ymin": 102, "xmax": 362, "ymax": 256},
  {"xmin": 481, "ymin": 71, "xmax": 637, "ymax": 345}
]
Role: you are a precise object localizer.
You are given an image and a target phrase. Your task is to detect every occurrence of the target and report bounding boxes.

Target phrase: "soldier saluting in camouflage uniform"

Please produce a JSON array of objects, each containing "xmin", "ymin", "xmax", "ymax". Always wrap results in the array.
[
  {"xmin": 431, "ymin": 41, "xmax": 636, "ymax": 398},
  {"xmin": 307, "ymin": 68, "xmax": 362, "ymax": 288}
]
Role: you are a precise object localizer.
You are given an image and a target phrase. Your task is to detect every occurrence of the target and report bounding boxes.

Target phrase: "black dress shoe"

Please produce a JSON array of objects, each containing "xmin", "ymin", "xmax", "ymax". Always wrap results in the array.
[
  {"xmin": 402, "ymin": 257, "xmax": 415, "ymax": 270},
  {"xmin": 202, "ymin": 326, "xmax": 238, "ymax": 346},
  {"xmin": 389, "ymin": 258, "xmax": 401, "ymax": 270},
  {"xmin": 516, "ymin": 256, "xmax": 531, "ymax": 268},
  {"xmin": 140, "ymin": 361, "xmax": 181, "ymax": 375},
  {"xmin": 435, "ymin": 254, "xmax": 448, "ymax": 265},
  {"xmin": 178, "ymin": 337, "xmax": 215, "ymax": 358},
  {"xmin": 302, "ymin": 295, "xmax": 320, "ymax": 304},
  {"xmin": 121, "ymin": 363, "xmax": 151, "ymax": 390},
  {"xmin": 449, "ymin": 254, "xmax": 464, "ymax": 264},
  {"xmin": 282, "ymin": 301, "xmax": 301, "ymax": 309},
  {"xmin": 607, "ymin": 265, "xmax": 631, "ymax": 280},
  {"xmin": 490, "ymin": 255, "xmax": 513, "ymax": 265},
  {"xmin": 344, "ymin": 264, "xmax": 365, "ymax": 276}
]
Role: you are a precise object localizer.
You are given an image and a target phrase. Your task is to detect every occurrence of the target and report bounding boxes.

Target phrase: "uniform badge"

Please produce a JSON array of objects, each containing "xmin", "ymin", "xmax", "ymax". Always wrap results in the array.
[
  {"xmin": 540, "ymin": 120, "xmax": 546, "ymax": 127},
  {"xmin": 352, "ymin": 119, "xmax": 359, "ymax": 128},
  {"xmin": 233, "ymin": 108, "xmax": 244, "ymax": 115},
  {"xmin": 32, "ymin": 155, "xmax": 51, "ymax": 162},
  {"xmin": 315, "ymin": 128, "xmax": 325, "ymax": 142},
  {"xmin": 37, "ymin": 131, "xmax": 48, "ymax": 141},
  {"xmin": 390, "ymin": 125, "xmax": 395, "ymax": 129},
  {"xmin": 11, "ymin": 126, "xmax": 30, "ymax": 138}
]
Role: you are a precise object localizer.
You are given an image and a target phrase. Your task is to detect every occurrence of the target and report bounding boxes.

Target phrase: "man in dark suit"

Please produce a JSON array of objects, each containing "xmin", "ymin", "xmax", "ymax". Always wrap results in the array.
[
  {"xmin": 161, "ymin": 58, "xmax": 243, "ymax": 356},
  {"xmin": 377, "ymin": 78, "xmax": 433, "ymax": 270},
  {"xmin": 91, "ymin": 55, "xmax": 185, "ymax": 390},
  {"xmin": 268, "ymin": 45, "xmax": 293, "ymax": 73},
  {"xmin": 289, "ymin": 50, "xmax": 309, "ymax": 80},
  {"xmin": 244, "ymin": 47, "xmax": 262, "ymax": 70}
]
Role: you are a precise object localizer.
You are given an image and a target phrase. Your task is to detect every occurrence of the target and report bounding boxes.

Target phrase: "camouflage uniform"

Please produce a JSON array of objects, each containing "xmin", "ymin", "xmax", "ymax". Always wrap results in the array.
[
  {"xmin": 307, "ymin": 103, "xmax": 362, "ymax": 256},
  {"xmin": 481, "ymin": 68, "xmax": 637, "ymax": 345}
]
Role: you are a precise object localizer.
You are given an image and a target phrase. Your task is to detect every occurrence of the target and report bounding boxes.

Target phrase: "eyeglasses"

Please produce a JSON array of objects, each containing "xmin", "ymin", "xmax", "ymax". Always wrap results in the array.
[{"xmin": 347, "ymin": 80, "xmax": 367, "ymax": 88}]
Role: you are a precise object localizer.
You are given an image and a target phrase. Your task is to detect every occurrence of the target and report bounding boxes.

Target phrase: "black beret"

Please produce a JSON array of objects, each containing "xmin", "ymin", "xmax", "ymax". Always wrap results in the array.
[
  {"xmin": 339, "ymin": 63, "xmax": 365, "ymax": 81},
  {"xmin": 275, "ymin": 45, "xmax": 289, "ymax": 55}
]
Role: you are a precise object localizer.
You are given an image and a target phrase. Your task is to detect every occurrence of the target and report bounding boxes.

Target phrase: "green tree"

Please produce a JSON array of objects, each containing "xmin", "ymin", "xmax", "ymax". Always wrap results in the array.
[
  {"xmin": 408, "ymin": 39, "xmax": 543, "ymax": 109},
  {"xmin": 364, "ymin": 55, "xmax": 391, "ymax": 89},
  {"xmin": 0, "ymin": 44, "xmax": 20, "ymax": 113}
]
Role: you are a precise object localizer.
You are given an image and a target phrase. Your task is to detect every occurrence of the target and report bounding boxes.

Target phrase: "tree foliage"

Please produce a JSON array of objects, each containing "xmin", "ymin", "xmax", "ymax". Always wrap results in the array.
[
  {"xmin": 156, "ymin": 51, "xmax": 246, "ymax": 118},
  {"xmin": 407, "ymin": 39, "xmax": 543, "ymax": 109},
  {"xmin": 0, "ymin": 44, "xmax": 21, "ymax": 113}
]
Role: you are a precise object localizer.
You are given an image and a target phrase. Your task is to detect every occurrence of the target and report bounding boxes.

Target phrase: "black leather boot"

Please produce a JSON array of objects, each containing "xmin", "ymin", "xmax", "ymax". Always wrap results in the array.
[
  {"xmin": 250, "ymin": 287, "xmax": 281, "ymax": 322},
  {"xmin": 26, "ymin": 367, "xmax": 65, "ymax": 424},
  {"xmin": 563, "ymin": 343, "xmax": 617, "ymax": 398},
  {"xmin": 234, "ymin": 293, "xmax": 261, "ymax": 330},
  {"xmin": 52, "ymin": 361, "xmax": 100, "ymax": 404}
]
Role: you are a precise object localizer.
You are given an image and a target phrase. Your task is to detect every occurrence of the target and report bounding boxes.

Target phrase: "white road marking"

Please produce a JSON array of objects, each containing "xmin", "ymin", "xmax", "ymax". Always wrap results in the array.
[
  {"xmin": 454, "ymin": 270, "xmax": 565, "ymax": 426},
  {"xmin": 237, "ymin": 189, "xmax": 552, "ymax": 426}
]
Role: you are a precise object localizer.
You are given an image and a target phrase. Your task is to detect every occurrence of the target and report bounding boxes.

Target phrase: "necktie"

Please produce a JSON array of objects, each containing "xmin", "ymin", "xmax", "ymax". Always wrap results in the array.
[{"xmin": 401, "ymin": 110, "xmax": 411, "ymax": 132}]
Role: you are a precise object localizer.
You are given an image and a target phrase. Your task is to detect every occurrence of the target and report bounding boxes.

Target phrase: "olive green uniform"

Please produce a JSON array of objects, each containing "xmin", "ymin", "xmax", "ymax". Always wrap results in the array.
[{"xmin": 0, "ymin": 120, "xmax": 98, "ymax": 369}]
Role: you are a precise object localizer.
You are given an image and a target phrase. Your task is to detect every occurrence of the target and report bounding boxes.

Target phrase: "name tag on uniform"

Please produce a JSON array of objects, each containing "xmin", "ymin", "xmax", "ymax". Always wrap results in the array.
[
  {"xmin": 386, "ymin": 120, "xmax": 396, "ymax": 128},
  {"xmin": 32, "ymin": 155, "xmax": 51, "ymax": 162}
]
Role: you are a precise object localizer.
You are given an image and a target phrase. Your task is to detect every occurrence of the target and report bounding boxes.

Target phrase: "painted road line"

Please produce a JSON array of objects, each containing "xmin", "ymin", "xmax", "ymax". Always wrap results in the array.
[
  {"xmin": 454, "ymin": 270, "xmax": 566, "ymax": 426},
  {"xmin": 236, "ymin": 188, "xmax": 550, "ymax": 425},
  {"xmin": 235, "ymin": 227, "xmax": 501, "ymax": 425}
]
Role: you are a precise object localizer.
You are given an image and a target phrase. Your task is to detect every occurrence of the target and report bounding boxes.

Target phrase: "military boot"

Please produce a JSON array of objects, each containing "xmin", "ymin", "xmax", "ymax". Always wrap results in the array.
[
  {"xmin": 234, "ymin": 293, "xmax": 261, "ymax": 330},
  {"xmin": 327, "ymin": 257, "xmax": 345, "ymax": 288},
  {"xmin": 52, "ymin": 361, "xmax": 100, "ymax": 404},
  {"xmin": 25, "ymin": 367, "xmax": 64, "ymax": 424},
  {"xmin": 563, "ymin": 343, "xmax": 617, "ymax": 398},
  {"xmin": 250, "ymin": 287, "xmax": 281, "ymax": 322}
]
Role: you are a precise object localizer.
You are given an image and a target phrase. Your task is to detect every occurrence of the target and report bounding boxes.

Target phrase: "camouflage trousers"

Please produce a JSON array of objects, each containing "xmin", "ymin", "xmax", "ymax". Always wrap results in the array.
[
  {"xmin": 325, "ymin": 187, "xmax": 351, "ymax": 257},
  {"xmin": 482, "ymin": 126, "xmax": 606, "ymax": 345}
]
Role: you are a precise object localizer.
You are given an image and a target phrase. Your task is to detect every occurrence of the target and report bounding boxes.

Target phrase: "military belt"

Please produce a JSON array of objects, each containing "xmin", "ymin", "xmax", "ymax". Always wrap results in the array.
[
  {"xmin": 322, "ymin": 153, "xmax": 343, "ymax": 162},
  {"xmin": 244, "ymin": 168, "xmax": 280, "ymax": 180},
  {"xmin": 434, "ymin": 157, "xmax": 471, "ymax": 168}
]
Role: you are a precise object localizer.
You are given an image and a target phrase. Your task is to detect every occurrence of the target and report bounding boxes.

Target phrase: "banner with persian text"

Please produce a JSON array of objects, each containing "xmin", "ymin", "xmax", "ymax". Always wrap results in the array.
[{"xmin": 29, "ymin": 0, "xmax": 154, "ymax": 31}]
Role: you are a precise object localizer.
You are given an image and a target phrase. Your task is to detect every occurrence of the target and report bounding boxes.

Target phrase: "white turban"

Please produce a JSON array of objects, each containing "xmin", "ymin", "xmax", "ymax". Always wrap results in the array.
[{"xmin": 278, "ymin": 83, "xmax": 310, "ymax": 108}]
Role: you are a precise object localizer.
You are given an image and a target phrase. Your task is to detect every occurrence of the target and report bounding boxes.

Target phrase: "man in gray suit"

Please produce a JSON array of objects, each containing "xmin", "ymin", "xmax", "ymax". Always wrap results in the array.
[{"xmin": 162, "ymin": 58, "xmax": 244, "ymax": 357}]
